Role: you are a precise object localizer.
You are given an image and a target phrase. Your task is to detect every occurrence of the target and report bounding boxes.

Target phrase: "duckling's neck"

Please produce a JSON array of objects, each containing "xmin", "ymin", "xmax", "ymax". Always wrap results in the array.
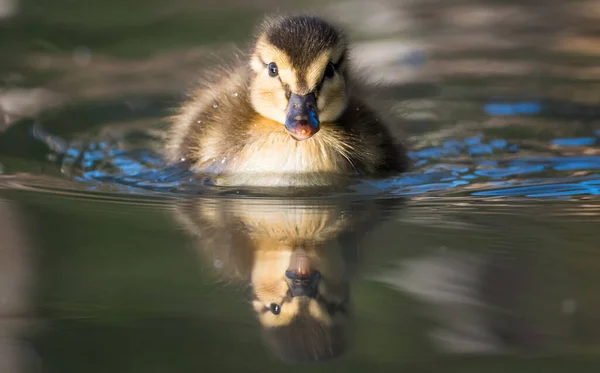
[{"xmin": 201, "ymin": 117, "xmax": 356, "ymax": 187}]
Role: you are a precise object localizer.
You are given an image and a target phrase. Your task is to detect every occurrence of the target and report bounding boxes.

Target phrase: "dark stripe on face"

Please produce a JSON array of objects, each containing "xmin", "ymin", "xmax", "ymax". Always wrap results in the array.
[
  {"xmin": 254, "ymin": 288, "xmax": 294, "ymax": 314},
  {"xmin": 334, "ymin": 50, "xmax": 347, "ymax": 69},
  {"xmin": 313, "ymin": 67, "xmax": 331, "ymax": 98},
  {"xmin": 258, "ymin": 56, "xmax": 292, "ymax": 99},
  {"xmin": 282, "ymin": 81, "xmax": 291, "ymax": 100},
  {"xmin": 313, "ymin": 52, "xmax": 347, "ymax": 97}
]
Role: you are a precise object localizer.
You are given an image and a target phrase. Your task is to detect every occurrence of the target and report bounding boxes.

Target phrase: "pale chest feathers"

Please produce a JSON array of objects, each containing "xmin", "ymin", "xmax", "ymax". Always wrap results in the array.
[
  {"xmin": 236, "ymin": 132, "xmax": 351, "ymax": 173},
  {"xmin": 195, "ymin": 126, "xmax": 362, "ymax": 186}
]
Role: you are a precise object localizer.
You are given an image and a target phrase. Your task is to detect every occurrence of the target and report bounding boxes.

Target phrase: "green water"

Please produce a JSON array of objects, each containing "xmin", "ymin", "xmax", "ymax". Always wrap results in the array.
[{"xmin": 1, "ymin": 0, "xmax": 600, "ymax": 372}]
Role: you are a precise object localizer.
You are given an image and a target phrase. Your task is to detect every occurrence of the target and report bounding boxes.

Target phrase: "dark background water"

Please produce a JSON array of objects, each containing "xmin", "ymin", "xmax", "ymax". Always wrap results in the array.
[{"xmin": 1, "ymin": 0, "xmax": 600, "ymax": 372}]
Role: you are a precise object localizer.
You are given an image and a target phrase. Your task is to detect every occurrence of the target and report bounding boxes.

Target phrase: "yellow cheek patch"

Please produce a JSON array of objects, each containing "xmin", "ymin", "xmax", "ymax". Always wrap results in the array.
[
  {"xmin": 317, "ymin": 76, "xmax": 346, "ymax": 122},
  {"xmin": 308, "ymin": 299, "xmax": 332, "ymax": 326},
  {"xmin": 250, "ymin": 81, "xmax": 288, "ymax": 124}
]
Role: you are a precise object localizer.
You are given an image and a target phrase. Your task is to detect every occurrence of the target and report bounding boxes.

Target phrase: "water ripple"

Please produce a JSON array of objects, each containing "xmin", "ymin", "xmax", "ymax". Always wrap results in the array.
[{"xmin": 27, "ymin": 123, "xmax": 600, "ymax": 200}]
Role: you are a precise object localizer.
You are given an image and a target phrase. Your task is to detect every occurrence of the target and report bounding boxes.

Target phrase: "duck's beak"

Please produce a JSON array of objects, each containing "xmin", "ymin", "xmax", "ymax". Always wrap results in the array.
[
  {"xmin": 285, "ymin": 93, "xmax": 320, "ymax": 141},
  {"xmin": 285, "ymin": 248, "xmax": 320, "ymax": 298}
]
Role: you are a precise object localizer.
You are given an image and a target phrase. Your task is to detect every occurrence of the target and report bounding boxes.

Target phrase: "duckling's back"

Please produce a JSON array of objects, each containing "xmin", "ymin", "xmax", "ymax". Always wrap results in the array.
[{"xmin": 164, "ymin": 64, "xmax": 253, "ymax": 165}]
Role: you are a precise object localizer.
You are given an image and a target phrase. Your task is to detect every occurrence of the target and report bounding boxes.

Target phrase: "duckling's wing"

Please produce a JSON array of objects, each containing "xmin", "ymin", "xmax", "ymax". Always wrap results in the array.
[{"xmin": 163, "ymin": 58, "xmax": 250, "ymax": 164}]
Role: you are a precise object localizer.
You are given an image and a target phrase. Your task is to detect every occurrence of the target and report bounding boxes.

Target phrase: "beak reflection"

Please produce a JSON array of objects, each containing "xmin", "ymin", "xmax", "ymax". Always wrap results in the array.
[{"xmin": 285, "ymin": 248, "xmax": 320, "ymax": 298}]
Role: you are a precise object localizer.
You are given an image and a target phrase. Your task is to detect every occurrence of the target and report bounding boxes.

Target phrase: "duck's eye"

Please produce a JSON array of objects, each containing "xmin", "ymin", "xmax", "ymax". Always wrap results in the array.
[
  {"xmin": 268, "ymin": 62, "xmax": 278, "ymax": 77},
  {"xmin": 324, "ymin": 62, "xmax": 335, "ymax": 79},
  {"xmin": 270, "ymin": 303, "xmax": 281, "ymax": 315}
]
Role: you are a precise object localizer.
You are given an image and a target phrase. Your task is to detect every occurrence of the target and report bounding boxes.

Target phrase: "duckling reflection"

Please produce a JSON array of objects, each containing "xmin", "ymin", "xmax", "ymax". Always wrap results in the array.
[{"xmin": 173, "ymin": 196, "xmax": 391, "ymax": 363}]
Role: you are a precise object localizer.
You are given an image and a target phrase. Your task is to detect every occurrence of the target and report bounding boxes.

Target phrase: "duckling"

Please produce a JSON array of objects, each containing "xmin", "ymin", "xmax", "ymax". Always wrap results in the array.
[
  {"xmin": 165, "ymin": 15, "xmax": 408, "ymax": 187},
  {"xmin": 172, "ymin": 196, "xmax": 393, "ymax": 362}
]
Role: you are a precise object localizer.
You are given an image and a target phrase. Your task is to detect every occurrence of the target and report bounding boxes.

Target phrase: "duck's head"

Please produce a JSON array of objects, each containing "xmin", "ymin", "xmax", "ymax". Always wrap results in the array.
[
  {"xmin": 249, "ymin": 15, "xmax": 349, "ymax": 141},
  {"xmin": 251, "ymin": 246, "xmax": 350, "ymax": 363}
]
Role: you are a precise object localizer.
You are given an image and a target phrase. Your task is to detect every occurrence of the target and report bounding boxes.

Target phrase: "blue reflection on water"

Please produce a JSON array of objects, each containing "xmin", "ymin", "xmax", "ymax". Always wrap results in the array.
[
  {"xmin": 551, "ymin": 138, "xmax": 597, "ymax": 147},
  {"xmin": 484, "ymin": 101, "xmax": 542, "ymax": 116},
  {"xmin": 472, "ymin": 181, "xmax": 600, "ymax": 197},
  {"xmin": 34, "ymin": 124, "xmax": 600, "ymax": 199}
]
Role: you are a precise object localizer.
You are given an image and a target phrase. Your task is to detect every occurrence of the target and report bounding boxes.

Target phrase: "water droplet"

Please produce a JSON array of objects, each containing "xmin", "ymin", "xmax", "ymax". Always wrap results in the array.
[
  {"xmin": 180, "ymin": 157, "xmax": 186, "ymax": 162},
  {"xmin": 356, "ymin": 107, "xmax": 360, "ymax": 111},
  {"xmin": 212, "ymin": 103, "xmax": 218, "ymax": 109},
  {"xmin": 233, "ymin": 92, "xmax": 239, "ymax": 97},
  {"xmin": 197, "ymin": 120, "xmax": 202, "ymax": 124},
  {"xmin": 221, "ymin": 158, "xmax": 226, "ymax": 163}
]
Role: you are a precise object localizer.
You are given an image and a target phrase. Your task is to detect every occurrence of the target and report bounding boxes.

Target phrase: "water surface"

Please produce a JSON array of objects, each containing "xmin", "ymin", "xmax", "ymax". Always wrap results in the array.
[{"xmin": 1, "ymin": 0, "xmax": 600, "ymax": 372}]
